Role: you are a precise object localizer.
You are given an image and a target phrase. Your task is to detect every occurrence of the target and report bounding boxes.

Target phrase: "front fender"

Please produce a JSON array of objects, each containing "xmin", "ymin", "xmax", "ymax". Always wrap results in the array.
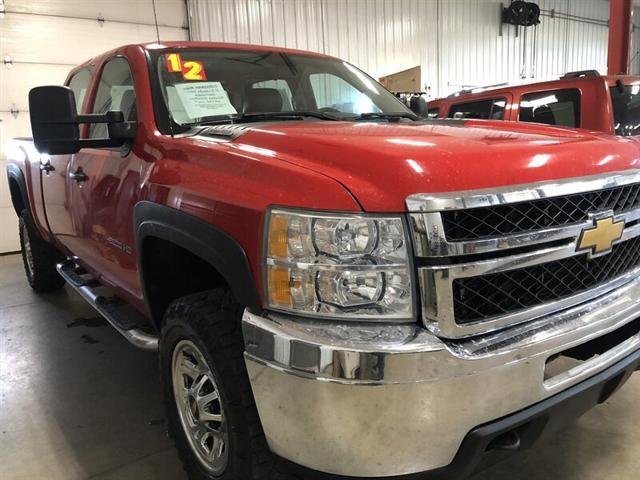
[{"xmin": 133, "ymin": 201, "xmax": 261, "ymax": 323}]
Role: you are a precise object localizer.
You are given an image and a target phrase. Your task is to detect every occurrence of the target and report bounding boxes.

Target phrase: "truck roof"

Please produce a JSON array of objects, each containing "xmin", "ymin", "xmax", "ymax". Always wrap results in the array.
[{"xmin": 75, "ymin": 41, "xmax": 337, "ymax": 69}]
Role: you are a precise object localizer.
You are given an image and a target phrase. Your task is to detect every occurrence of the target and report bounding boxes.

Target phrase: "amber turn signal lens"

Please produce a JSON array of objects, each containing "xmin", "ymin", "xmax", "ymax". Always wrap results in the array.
[
  {"xmin": 268, "ymin": 266, "xmax": 292, "ymax": 306},
  {"xmin": 268, "ymin": 214, "xmax": 289, "ymax": 259}
]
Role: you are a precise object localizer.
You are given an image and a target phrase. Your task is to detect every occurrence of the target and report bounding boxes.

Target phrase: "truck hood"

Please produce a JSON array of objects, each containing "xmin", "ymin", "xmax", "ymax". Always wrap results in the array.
[{"xmin": 214, "ymin": 120, "xmax": 640, "ymax": 212}]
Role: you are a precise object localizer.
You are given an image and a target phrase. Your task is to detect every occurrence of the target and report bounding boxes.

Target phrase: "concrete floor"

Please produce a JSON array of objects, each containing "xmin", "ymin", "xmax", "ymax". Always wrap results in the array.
[{"xmin": 0, "ymin": 253, "xmax": 638, "ymax": 480}]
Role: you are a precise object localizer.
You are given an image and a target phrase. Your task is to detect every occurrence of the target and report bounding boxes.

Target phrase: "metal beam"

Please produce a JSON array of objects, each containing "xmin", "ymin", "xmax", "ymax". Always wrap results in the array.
[{"xmin": 608, "ymin": 0, "xmax": 634, "ymax": 75}]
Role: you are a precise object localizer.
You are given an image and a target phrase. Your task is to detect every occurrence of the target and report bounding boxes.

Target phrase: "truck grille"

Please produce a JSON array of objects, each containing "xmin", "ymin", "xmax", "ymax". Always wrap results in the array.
[
  {"xmin": 453, "ymin": 235, "xmax": 640, "ymax": 324},
  {"xmin": 442, "ymin": 183, "xmax": 640, "ymax": 241},
  {"xmin": 407, "ymin": 170, "xmax": 640, "ymax": 338}
]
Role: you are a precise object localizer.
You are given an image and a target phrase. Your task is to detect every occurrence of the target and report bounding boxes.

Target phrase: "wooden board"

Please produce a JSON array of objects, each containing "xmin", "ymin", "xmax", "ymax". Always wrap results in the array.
[{"xmin": 379, "ymin": 66, "xmax": 421, "ymax": 92}]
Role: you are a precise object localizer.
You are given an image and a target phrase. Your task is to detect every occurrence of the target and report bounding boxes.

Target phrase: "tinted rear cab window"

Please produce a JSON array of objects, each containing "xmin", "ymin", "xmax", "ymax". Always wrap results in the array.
[
  {"xmin": 610, "ymin": 83, "xmax": 640, "ymax": 136},
  {"xmin": 519, "ymin": 89, "xmax": 580, "ymax": 128},
  {"xmin": 448, "ymin": 98, "xmax": 506, "ymax": 120}
]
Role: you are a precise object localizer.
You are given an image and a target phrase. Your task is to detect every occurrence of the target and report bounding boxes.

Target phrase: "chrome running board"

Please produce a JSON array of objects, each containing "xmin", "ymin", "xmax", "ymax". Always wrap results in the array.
[{"xmin": 57, "ymin": 260, "xmax": 158, "ymax": 351}]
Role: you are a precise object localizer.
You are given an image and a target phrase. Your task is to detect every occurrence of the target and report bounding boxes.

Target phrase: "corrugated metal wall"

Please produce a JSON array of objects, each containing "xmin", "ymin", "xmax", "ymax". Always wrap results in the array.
[
  {"xmin": 188, "ymin": 0, "xmax": 611, "ymax": 98},
  {"xmin": 632, "ymin": 8, "xmax": 640, "ymax": 75},
  {"xmin": 0, "ymin": 0, "xmax": 188, "ymax": 252}
]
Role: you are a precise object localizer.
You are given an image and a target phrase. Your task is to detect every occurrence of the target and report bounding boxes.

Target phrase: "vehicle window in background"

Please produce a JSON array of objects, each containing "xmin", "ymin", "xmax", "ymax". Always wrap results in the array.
[
  {"xmin": 427, "ymin": 107, "xmax": 439, "ymax": 118},
  {"xmin": 491, "ymin": 98, "xmax": 506, "ymax": 119},
  {"xmin": 67, "ymin": 69, "xmax": 92, "ymax": 113},
  {"xmin": 610, "ymin": 83, "xmax": 640, "ymax": 136},
  {"xmin": 519, "ymin": 89, "xmax": 580, "ymax": 128},
  {"xmin": 90, "ymin": 57, "xmax": 136, "ymax": 139},
  {"xmin": 154, "ymin": 49, "xmax": 409, "ymax": 128},
  {"xmin": 448, "ymin": 98, "xmax": 506, "ymax": 120}
]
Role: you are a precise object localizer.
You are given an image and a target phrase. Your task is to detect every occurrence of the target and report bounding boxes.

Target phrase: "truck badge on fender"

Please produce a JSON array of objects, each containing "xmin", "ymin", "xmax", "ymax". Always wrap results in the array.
[{"xmin": 577, "ymin": 212, "xmax": 625, "ymax": 259}]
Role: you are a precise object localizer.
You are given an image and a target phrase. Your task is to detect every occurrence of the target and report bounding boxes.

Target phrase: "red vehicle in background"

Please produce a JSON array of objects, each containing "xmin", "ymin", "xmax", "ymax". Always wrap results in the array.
[{"xmin": 428, "ymin": 71, "xmax": 640, "ymax": 137}]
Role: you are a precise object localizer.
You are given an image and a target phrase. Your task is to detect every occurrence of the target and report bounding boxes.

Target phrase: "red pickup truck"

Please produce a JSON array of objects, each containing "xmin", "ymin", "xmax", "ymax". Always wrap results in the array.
[
  {"xmin": 7, "ymin": 42, "xmax": 640, "ymax": 480},
  {"xmin": 428, "ymin": 71, "xmax": 640, "ymax": 137}
]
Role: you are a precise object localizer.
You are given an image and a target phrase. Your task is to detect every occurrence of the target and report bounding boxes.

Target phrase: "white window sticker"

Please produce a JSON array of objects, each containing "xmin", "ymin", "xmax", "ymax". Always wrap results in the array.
[{"xmin": 173, "ymin": 81, "xmax": 237, "ymax": 119}]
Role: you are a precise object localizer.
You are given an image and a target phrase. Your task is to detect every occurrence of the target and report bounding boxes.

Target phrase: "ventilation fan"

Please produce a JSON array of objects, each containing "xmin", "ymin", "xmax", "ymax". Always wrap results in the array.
[{"xmin": 503, "ymin": 1, "xmax": 541, "ymax": 27}]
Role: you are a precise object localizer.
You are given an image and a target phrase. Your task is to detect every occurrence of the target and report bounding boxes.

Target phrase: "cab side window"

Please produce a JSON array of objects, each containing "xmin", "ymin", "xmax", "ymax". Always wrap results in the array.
[
  {"xmin": 90, "ymin": 57, "xmax": 136, "ymax": 139},
  {"xmin": 427, "ymin": 107, "xmax": 439, "ymax": 118},
  {"xmin": 67, "ymin": 69, "xmax": 92, "ymax": 114},
  {"xmin": 518, "ymin": 89, "xmax": 581, "ymax": 128},
  {"xmin": 448, "ymin": 98, "xmax": 506, "ymax": 120}
]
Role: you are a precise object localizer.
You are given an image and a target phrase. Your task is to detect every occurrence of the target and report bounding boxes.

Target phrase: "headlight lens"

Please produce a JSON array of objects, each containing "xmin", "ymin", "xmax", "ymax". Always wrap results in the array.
[{"xmin": 264, "ymin": 208, "xmax": 414, "ymax": 321}]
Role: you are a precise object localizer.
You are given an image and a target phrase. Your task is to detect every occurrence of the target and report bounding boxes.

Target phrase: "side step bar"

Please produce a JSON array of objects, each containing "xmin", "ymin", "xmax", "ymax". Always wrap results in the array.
[{"xmin": 57, "ymin": 260, "xmax": 158, "ymax": 351}]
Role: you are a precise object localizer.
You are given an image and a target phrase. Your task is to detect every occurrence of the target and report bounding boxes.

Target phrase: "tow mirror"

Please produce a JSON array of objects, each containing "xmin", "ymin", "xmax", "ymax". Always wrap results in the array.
[
  {"xmin": 409, "ymin": 96, "xmax": 428, "ymax": 118},
  {"xmin": 29, "ymin": 86, "xmax": 136, "ymax": 155}
]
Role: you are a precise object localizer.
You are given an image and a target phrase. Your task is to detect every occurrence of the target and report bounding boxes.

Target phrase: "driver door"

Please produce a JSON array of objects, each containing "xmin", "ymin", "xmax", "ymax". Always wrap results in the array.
[
  {"xmin": 69, "ymin": 56, "xmax": 143, "ymax": 300},
  {"xmin": 40, "ymin": 68, "xmax": 92, "ymax": 253}
]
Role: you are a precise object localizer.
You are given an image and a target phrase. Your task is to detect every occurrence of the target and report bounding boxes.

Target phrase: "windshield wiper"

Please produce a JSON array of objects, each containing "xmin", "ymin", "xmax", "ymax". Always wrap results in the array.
[
  {"xmin": 234, "ymin": 111, "xmax": 340, "ymax": 122},
  {"xmin": 182, "ymin": 111, "xmax": 417, "ymax": 128},
  {"xmin": 351, "ymin": 112, "xmax": 419, "ymax": 121},
  {"xmin": 181, "ymin": 115, "xmax": 238, "ymax": 128},
  {"xmin": 183, "ymin": 111, "xmax": 340, "ymax": 128}
]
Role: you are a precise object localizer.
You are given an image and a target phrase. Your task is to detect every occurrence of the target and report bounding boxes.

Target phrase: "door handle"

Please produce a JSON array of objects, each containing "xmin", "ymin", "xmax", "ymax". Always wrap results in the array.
[
  {"xmin": 40, "ymin": 162, "xmax": 55, "ymax": 173},
  {"xmin": 69, "ymin": 167, "xmax": 88, "ymax": 183}
]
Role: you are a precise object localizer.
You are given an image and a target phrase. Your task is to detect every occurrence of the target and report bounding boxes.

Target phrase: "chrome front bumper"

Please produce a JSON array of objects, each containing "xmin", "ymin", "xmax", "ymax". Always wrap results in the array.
[{"xmin": 242, "ymin": 276, "xmax": 640, "ymax": 478}]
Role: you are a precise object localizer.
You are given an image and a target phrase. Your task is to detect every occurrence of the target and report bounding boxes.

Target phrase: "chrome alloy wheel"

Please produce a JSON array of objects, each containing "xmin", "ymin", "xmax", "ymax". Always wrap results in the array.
[
  {"xmin": 21, "ymin": 219, "xmax": 34, "ymax": 278},
  {"xmin": 172, "ymin": 340, "xmax": 228, "ymax": 475}
]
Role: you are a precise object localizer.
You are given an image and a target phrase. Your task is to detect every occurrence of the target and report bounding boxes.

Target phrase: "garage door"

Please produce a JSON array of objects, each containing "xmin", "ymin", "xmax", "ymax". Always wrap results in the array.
[{"xmin": 0, "ymin": 0, "xmax": 189, "ymax": 253}]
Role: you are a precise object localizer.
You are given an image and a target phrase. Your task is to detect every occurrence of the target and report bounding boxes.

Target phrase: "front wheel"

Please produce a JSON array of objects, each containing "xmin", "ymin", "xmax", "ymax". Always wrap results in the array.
[{"xmin": 160, "ymin": 289, "xmax": 280, "ymax": 480}]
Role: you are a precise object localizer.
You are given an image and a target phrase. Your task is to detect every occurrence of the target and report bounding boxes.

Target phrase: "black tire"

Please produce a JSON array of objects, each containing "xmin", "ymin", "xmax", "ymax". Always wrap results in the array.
[
  {"xmin": 18, "ymin": 210, "xmax": 65, "ymax": 292},
  {"xmin": 160, "ymin": 289, "xmax": 290, "ymax": 480}
]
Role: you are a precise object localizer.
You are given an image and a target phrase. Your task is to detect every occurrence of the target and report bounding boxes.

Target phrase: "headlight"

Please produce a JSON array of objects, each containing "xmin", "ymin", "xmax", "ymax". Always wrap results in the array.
[{"xmin": 264, "ymin": 208, "xmax": 414, "ymax": 321}]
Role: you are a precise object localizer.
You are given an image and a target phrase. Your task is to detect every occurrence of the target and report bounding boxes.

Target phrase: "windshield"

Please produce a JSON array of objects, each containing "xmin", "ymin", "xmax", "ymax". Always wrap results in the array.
[
  {"xmin": 153, "ymin": 48, "xmax": 412, "ymax": 128},
  {"xmin": 610, "ymin": 83, "xmax": 640, "ymax": 136}
]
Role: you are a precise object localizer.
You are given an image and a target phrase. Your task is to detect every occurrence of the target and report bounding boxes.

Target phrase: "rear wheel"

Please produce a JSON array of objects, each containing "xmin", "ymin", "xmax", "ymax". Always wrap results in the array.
[
  {"xmin": 160, "ymin": 289, "xmax": 284, "ymax": 480},
  {"xmin": 18, "ymin": 210, "xmax": 65, "ymax": 292}
]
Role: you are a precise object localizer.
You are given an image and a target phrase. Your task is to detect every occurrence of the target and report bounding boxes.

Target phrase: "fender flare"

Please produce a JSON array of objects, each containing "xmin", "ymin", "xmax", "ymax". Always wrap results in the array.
[
  {"xmin": 6, "ymin": 163, "xmax": 29, "ymax": 217},
  {"xmin": 7, "ymin": 162, "xmax": 54, "ymax": 245},
  {"xmin": 133, "ymin": 201, "xmax": 261, "ymax": 323}
]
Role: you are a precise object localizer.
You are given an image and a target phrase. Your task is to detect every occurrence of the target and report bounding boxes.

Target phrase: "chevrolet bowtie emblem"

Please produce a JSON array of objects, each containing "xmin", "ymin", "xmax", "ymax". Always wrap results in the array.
[{"xmin": 577, "ymin": 212, "xmax": 625, "ymax": 258}]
